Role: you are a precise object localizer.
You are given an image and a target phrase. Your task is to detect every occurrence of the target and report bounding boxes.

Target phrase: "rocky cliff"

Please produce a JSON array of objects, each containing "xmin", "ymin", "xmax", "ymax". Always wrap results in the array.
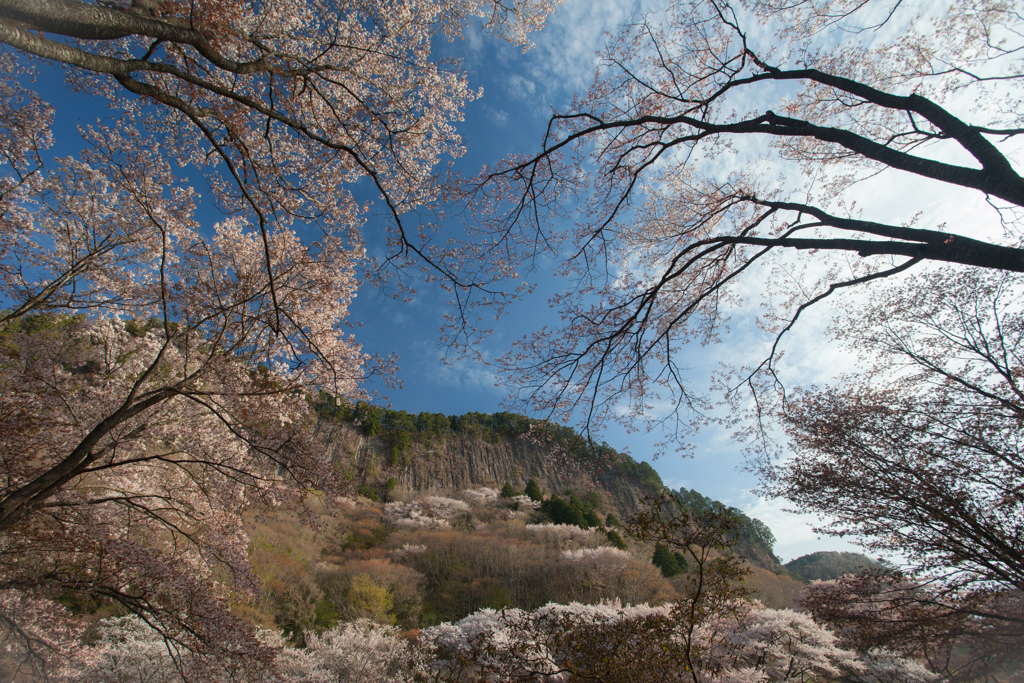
[{"xmin": 311, "ymin": 419, "xmax": 661, "ymax": 522}]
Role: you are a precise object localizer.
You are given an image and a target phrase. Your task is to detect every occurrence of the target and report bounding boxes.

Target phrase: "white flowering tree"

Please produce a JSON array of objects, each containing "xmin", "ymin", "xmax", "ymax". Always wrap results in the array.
[
  {"xmin": 423, "ymin": 599, "xmax": 937, "ymax": 683},
  {"xmin": 76, "ymin": 616, "xmax": 430, "ymax": 683},
  {"xmin": 0, "ymin": 0, "xmax": 559, "ymax": 675}
]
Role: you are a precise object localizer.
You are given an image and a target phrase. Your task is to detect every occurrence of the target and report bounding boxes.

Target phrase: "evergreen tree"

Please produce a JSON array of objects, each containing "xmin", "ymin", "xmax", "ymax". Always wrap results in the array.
[
  {"xmin": 541, "ymin": 496, "xmax": 589, "ymax": 529},
  {"xmin": 525, "ymin": 479, "xmax": 543, "ymax": 502},
  {"xmin": 652, "ymin": 543, "xmax": 684, "ymax": 578},
  {"xmin": 500, "ymin": 483, "xmax": 517, "ymax": 499},
  {"xmin": 605, "ymin": 529, "xmax": 628, "ymax": 550}
]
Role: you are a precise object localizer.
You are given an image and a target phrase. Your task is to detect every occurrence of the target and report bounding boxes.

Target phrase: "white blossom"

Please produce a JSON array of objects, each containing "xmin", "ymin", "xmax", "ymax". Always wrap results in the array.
[
  {"xmin": 511, "ymin": 494, "xmax": 542, "ymax": 510},
  {"xmin": 460, "ymin": 487, "xmax": 500, "ymax": 504},
  {"xmin": 524, "ymin": 523, "xmax": 594, "ymax": 545}
]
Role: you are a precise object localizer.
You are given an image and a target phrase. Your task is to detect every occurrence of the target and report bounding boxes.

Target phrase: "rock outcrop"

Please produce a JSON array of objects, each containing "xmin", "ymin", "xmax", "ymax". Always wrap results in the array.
[{"xmin": 312, "ymin": 420, "xmax": 660, "ymax": 521}]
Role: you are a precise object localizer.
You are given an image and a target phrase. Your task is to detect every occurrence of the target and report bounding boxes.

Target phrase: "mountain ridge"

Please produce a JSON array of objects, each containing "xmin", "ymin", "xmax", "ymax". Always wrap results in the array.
[{"xmin": 312, "ymin": 403, "xmax": 782, "ymax": 571}]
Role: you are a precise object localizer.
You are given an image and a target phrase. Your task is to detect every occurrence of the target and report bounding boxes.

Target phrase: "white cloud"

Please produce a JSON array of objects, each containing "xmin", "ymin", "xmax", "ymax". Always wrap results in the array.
[
  {"xmin": 486, "ymin": 107, "xmax": 510, "ymax": 126},
  {"xmin": 506, "ymin": 74, "xmax": 537, "ymax": 100},
  {"xmin": 429, "ymin": 356, "xmax": 502, "ymax": 394},
  {"xmin": 741, "ymin": 495, "xmax": 863, "ymax": 563}
]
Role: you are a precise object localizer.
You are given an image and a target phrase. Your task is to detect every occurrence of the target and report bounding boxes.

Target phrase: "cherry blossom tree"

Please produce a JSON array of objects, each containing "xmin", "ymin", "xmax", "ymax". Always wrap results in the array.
[
  {"xmin": 767, "ymin": 267, "xmax": 1024, "ymax": 680},
  {"xmin": 467, "ymin": 0, "xmax": 1024, "ymax": 446},
  {"xmin": 77, "ymin": 615, "xmax": 430, "ymax": 683},
  {"xmin": 422, "ymin": 598, "xmax": 933, "ymax": 682},
  {"xmin": 771, "ymin": 268, "xmax": 1024, "ymax": 591},
  {"xmin": 0, "ymin": 0, "xmax": 558, "ymax": 675},
  {"xmin": 798, "ymin": 572, "xmax": 1023, "ymax": 683}
]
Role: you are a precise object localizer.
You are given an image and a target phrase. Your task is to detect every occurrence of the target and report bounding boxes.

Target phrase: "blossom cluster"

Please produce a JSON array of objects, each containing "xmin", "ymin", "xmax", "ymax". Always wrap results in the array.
[
  {"xmin": 560, "ymin": 547, "xmax": 631, "ymax": 569},
  {"xmin": 384, "ymin": 502, "xmax": 452, "ymax": 529},
  {"xmin": 66, "ymin": 600, "xmax": 939, "ymax": 683},
  {"xmin": 383, "ymin": 496, "xmax": 472, "ymax": 528},
  {"xmin": 81, "ymin": 616, "xmax": 430, "ymax": 683},
  {"xmin": 389, "ymin": 543, "xmax": 429, "ymax": 559},
  {"xmin": 512, "ymin": 494, "xmax": 543, "ymax": 510},
  {"xmin": 421, "ymin": 599, "xmax": 939, "ymax": 683},
  {"xmin": 524, "ymin": 523, "xmax": 595, "ymax": 545},
  {"xmin": 424, "ymin": 496, "xmax": 472, "ymax": 517},
  {"xmin": 460, "ymin": 487, "xmax": 501, "ymax": 504}
]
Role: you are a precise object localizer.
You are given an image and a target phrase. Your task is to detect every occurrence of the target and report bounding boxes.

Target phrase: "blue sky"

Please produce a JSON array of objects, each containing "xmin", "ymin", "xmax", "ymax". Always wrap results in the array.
[
  {"xmin": 343, "ymin": 0, "xmax": 1022, "ymax": 563},
  {"xmin": 340, "ymin": 0, "xmax": 870, "ymax": 562},
  {"xmin": 22, "ymin": 0, "xmax": 879, "ymax": 562}
]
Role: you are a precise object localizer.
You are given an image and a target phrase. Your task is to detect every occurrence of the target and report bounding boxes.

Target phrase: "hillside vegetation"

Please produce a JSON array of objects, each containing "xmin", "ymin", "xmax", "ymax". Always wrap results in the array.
[
  {"xmin": 313, "ymin": 403, "xmax": 781, "ymax": 571},
  {"xmin": 784, "ymin": 552, "xmax": 884, "ymax": 583}
]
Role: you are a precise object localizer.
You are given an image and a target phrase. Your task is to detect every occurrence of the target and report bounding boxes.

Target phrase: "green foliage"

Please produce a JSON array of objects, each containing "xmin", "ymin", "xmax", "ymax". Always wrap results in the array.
[
  {"xmin": 745, "ymin": 518, "xmax": 776, "ymax": 549},
  {"xmin": 56, "ymin": 590, "xmax": 105, "ymax": 616},
  {"xmin": 583, "ymin": 490, "xmax": 602, "ymax": 509},
  {"xmin": 540, "ymin": 487, "xmax": 610, "ymax": 530},
  {"xmin": 313, "ymin": 599, "xmax": 341, "ymax": 630},
  {"xmin": 360, "ymin": 483, "xmax": 380, "ymax": 502},
  {"xmin": 386, "ymin": 477, "xmax": 398, "ymax": 491},
  {"xmin": 524, "ymin": 479, "xmax": 543, "ymax": 502},
  {"xmin": 608, "ymin": 459, "xmax": 663, "ymax": 489},
  {"xmin": 673, "ymin": 551, "xmax": 689, "ymax": 574},
  {"xmin": 652, "ymin": 543, "xmax": 684, "ymax": 578},
  {"xmin": 501, "ymin": 483, "xmax": 517, "ymax": 498},
  {"xmin": 604, "ymin": 529, "xmax": 628, "ymax": 550},
  {"xmin": 784, "ymin": 552, "xmax": 883, "ymax": 583},
  {"xmin": 605, "ymin": 513, "xmax": 620, "ymax": 527},
  {"xmin": 670, "ymin": 488, "xmax": 777, "ymax": 563},
  {"xmin": 344, "ymin": 574, "xmax": 395, "ymax": 625},
  {"xmin": 448, "ymin": 411, "xmax": 534, "ymax": 441},
  {"xmin": 541, "ymin": 495, "xmax": 589, "ymax": 529}
]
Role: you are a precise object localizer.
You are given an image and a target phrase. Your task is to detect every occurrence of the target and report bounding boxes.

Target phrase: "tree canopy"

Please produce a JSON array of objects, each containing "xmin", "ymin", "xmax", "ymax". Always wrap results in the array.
[
  {"xmin": 772, "ymin": 268, "xmax": 1024, "ymax": 593},
  {"xmin": 465, "ymin": 0, "xmax": 1024, "ymax": 449},
  {"xmin": 0, "ymin": 0, "xmax": 558, "ymax": 675}
]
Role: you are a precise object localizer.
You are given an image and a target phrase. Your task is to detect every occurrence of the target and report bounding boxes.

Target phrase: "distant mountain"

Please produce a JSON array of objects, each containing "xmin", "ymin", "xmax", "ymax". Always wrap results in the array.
[
  {"xmin": 312, "ymin": 403, "xmax": 782, "ymax": 571},
  {"xmin": 784, "ymin": 551, "xmax": 884, "ymax": 582}
]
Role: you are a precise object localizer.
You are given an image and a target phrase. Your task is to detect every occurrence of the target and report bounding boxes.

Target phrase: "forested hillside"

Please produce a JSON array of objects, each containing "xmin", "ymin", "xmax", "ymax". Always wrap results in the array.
[
  {"xmin": 784, "ymin": 552, "xmax": 885, "ymax": 583},
  {"xmin": 313, "ymin": 403, "xmax": 782, "ymax": 571}
]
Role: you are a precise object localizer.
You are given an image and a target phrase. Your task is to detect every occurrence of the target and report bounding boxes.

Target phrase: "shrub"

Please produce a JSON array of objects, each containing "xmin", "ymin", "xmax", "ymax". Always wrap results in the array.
[
  {"xmin": 652, "ymin": 543, "xmax": 684, "ymax": 578},
  {"xmin": 604, "ymin": 529, "xmax": 628, "ymax": 550}
]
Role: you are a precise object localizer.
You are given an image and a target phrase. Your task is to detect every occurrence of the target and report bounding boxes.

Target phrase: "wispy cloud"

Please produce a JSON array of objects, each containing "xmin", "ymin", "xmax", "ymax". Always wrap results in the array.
[
  {"xmin": 428, "ymin": 356, "xmax": 502, "ymax": 395},
  {"xmin": 740, "ymin": 495, "xmax": 862, "ymax": 563}
]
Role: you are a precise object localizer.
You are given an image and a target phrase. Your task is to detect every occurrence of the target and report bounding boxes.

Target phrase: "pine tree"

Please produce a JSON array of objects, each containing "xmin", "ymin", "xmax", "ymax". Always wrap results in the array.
[
  {"xmin": 605, "ymin": 529, "xmax": 628, "ymax": 550},
  {"xmin": 652, "ymin": 543, "xmax": 683, "ymax": 578}
]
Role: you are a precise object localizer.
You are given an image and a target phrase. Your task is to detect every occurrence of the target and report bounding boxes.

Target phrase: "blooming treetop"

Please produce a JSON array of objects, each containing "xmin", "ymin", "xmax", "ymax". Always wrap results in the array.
[
  {"xmin": 422, "ymin": 598, "xmax": 935, "ymax": 682},
  {"xmin": 460, "ymin": 0, "xmax": 1024, "ymax": 451},
  {"xmin": 0, "ymin": 0, "xmax": 559, "ymax": 674}
]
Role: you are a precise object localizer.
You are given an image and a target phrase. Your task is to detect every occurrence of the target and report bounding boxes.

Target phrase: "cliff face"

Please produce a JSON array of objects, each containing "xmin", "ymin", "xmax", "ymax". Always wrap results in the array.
[
  {"xmin": 311, "ymin": 420, "xmax": 660, "ymax": 521},
  {"xmin": 311, "ymin": 415, "xmax": 782, "ymax": 572}
]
